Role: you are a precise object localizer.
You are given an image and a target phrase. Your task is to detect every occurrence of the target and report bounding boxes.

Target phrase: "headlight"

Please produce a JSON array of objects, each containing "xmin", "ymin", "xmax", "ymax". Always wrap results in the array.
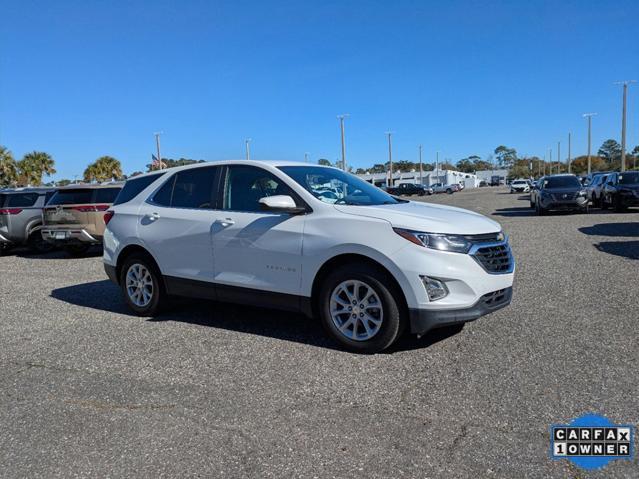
[
  {"xmin": 393, "ymin": 228, "xmax": 473, "ymax": 253},
  {"xmin": 577, "ymin": 190, "xmax": 587, "ymax": 197}
]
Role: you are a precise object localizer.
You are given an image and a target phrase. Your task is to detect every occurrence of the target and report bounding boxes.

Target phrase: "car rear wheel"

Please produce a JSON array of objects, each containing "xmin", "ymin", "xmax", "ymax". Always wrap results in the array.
[
  {"xmin": 318, "ymin": 264, "xmax": 405, "ymax": 354},
  {"xmin": 536, "ymin": 202, "xmax": 546, "ymax": 216},
  {"xmin": 120, "ymin": 253, "xmax": 166, "ymax": 316},
  {"xmin": 446, "ymin": 188, "xmax": 453, "ymax": 194},
  {"xmin": 28, "ymin": 231, "xmax": 54, "ymax": 254}
]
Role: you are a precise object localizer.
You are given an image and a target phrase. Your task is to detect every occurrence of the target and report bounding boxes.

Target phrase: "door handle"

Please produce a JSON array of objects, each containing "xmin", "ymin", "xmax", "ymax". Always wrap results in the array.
[
  {"xmin": 215, "ymin": 218, "xmax": 235, "ymax": 226},
  {"xmin": 146, "ymin": 212, "xmax": 160, "ymax": 221}
]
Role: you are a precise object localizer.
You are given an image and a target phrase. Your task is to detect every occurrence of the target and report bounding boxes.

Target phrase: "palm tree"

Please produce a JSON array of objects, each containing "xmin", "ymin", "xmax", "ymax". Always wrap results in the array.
[
  {"xmin": 17, "ymin": 151, "xmax": 56, "ymax": 186},
  {"xmin": 83, "ymin": 156, "xmax": 123, "ymax": 182},
  {"xmin": 0, "ymin": 146, "xmax": 18, "ymax": 187}
]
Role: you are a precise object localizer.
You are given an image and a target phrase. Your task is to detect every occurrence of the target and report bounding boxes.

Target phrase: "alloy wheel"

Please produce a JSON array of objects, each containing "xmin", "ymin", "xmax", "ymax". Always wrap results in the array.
[
  {"xmin": 329, "ymin": 280, "xmax": 384, "ymax": 341},
  {"xmin": 126, "ymin": 263, "xmax": 154, "ymax": 307}
]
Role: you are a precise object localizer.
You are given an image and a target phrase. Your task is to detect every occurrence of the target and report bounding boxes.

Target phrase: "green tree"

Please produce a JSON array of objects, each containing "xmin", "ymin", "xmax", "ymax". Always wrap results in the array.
[
  {"xmin": 317, "ymin": 158, "xmax": 332, "ymax": 166},
  {"xmin": 597, "ymin": 139, "xmax": 621, "ymax": 163},
  {"xmin": 56, "ymin": 179, "xmax": 72, "ymax": 186},
  {"xmin": 0, "ymin": 146, "xmax": 18, "ymax": 187},
  {"xmin": 494, "ymin": 145, "xmax": 518, "ymax": 168},
  {"xmin": 456, "ymin": 158, "xmax": 475, "ymax": 173},
  {"xmin": 17, "ymin": 151, "xmax": 56, "ymax": 186},
  {"xmin": 84, "ymin": 156, "xmax": 123, "ymax": 182}
]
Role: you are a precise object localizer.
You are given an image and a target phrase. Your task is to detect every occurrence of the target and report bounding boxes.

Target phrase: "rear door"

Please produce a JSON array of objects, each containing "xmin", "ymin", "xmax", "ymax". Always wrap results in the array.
[
  {"xmin": 211, "ymin": 165, "xmax": 305, "ymax": 299},
  {"xmin": 138, "ymin": 166, "xmax": 220, "ymax": 289}
]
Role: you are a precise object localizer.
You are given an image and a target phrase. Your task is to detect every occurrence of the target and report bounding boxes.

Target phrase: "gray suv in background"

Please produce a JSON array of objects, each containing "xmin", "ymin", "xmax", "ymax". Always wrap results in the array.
[{"xmin": 0, "ymin": 188, "xmax": 56, "ymax": 254}]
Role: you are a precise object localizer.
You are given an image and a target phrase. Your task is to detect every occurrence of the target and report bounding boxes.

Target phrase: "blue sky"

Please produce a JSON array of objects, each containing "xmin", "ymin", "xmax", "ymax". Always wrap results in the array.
[{"xmin": 1, "ymin": 0, "xmax": 638, "ymax": 179}]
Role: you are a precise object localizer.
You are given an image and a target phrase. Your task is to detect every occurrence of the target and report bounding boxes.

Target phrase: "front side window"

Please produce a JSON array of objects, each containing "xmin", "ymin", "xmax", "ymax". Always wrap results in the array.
[
  {"xmin": 223, "ymin": 165, "xmax": 296, "ymax": 212},
  {"xmin": 279, "ymin": 166, "xmax": 400, "ymax": 206},
  {"xmin": 6, "ymin": 193, "xmax": 39, "ymax": 207}
]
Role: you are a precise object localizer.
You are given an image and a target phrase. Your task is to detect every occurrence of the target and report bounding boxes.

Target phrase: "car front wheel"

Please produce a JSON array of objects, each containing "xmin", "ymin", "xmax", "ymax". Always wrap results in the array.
[
  {"xmin": 318, "ymin": 264, "xmax": 404, "ymax": 353},
  {"xmin": 120, "ymin": 253, "xmax": 166, "ymax": 316}
]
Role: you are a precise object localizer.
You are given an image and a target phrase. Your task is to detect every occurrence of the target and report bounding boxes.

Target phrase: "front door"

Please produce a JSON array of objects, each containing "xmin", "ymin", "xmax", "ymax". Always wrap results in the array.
[{"xmin": 211, "ymin": 165, "xmax": 305, "ymax": 305}]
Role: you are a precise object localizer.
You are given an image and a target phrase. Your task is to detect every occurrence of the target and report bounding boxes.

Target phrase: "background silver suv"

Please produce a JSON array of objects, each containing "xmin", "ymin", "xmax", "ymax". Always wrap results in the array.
[{"xmin": 0, "ymin": 188, "xmax": 56, "ymax": 254}]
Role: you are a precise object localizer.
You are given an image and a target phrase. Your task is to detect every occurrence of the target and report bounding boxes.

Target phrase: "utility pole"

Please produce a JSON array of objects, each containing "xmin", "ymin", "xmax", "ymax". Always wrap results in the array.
[
  {"xmin": 304, "ymin": 152, "xmax": 309, "ymax": 163},
  {"xmin": 337, "ymin": 114, "xmax": 349, "ymax": 171},
  {"xmin": 548, "ymin": 149, "xmax": 552, "ymax": 175},
  {"xmin": 386, "ymin": 131, "xmax": 394, "ymax": 187},
  {"xmin": 436, "ymin": 151, "xmax": 440, "ymax": 183},
  {"xmin": 583, "ymin": 113, "xmax": 597, "ymax": 175},
  {"xmin": 614, "ymin": 80, "xmax": 636, "ymax": 172},
  {"xmin": 418, "ymin": 144, "xmax": 423, "ymax": 185},
  {"xmin": 154, "ymin": 132, "xmax": 163, "ymax": 170},
  {"xmin": 245, "ymin": 138, "xmax": 251, "ymax": 161},
  {"xmin": 567, "ymin": 133, "xmax": 572, "ymax": 173}
]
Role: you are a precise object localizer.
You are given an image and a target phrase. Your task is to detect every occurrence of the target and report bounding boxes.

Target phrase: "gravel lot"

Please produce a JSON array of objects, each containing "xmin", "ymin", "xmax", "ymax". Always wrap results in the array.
[{"xmin": 1, "ymin": 187, "xmax": 637, "ymax": 478}]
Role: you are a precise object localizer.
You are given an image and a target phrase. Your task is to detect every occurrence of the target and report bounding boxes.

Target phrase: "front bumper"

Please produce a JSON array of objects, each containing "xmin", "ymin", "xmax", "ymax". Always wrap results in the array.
[
  {"xmin": 42, "ymin": 228, "xmax": 100, "ymax": 244},
  {"xmin": 540, "ymin": 197, "xmax": 588, "ymax": 211},
  {"xmin": 408, "ymin": 287, "xmax": 513, "ymax": 334}
]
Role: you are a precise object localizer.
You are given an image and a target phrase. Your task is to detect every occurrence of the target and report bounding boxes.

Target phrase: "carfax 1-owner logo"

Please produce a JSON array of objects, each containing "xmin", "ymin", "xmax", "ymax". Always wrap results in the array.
[{"xmin": 550, "ymin": 413, "xmax": 634, "ymax": 470}]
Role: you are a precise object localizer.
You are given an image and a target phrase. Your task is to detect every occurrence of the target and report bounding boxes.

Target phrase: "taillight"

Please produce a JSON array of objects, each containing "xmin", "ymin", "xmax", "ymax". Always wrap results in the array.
[
  {"xmin": 71, "ymin": 204, "xmax": 110, "ymax": 212},
  {"xmin": 0, "ymin": 208, "xmax": 22, "ymax": 215},
  {"xmin": 103, "ymin": 210, "xmax": 115, "ymax": 225}
]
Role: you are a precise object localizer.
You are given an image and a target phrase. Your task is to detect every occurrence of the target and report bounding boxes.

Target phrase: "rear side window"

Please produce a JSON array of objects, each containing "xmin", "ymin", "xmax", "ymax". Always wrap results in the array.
[
  {"xmin": 6, "ymin": 193, "xmax": 39, "ymax": 207},
  {"xmin": 113, "ymin": 174, "xmax": 164, "ymax": 205},
  {"xmin": 172, "ymin": 168, "xmax": 217, "ymax": 209},
  {"xmin": 94, "ymin": 188, "xmax": 122, "ymax": 204},
  {"xmin": 150, "ymin": 167, "xmax": 217, "ymax": 209}
]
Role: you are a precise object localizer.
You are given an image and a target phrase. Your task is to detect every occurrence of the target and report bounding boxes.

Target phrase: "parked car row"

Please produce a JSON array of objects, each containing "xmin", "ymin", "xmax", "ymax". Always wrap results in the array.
[
  {"xmin": 0, "ymin": 183, "xmax": 122, "ymax": 255},
  {"xmin": 529, "ymin": 172, "xmax": 639, "ymax": 215}
]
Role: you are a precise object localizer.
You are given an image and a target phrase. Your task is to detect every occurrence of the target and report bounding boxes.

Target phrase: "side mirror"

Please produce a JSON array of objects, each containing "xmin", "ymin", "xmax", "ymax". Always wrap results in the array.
[{"xmin": 259, "ymin": 195, "xmax": 306, "ymax": 214}]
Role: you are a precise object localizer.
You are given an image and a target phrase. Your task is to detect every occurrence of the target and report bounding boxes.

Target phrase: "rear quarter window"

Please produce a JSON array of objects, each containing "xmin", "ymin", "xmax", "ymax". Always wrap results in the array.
[
  {"xmin": 6, "ymin": 193, "xmax": 39, "ymax": 207},
  {"xmin": 113, "ymin": 173, "xmax": 164, "ymax": 205}
]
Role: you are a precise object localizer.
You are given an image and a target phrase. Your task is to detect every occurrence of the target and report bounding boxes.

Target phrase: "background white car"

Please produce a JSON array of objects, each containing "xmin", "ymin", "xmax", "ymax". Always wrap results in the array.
[
  {"xmin": 510, "ymin": 179, "xmax": 530, "ymax": 193},
  {"xmin": 103, "ymin": 161, "xmax": 514, "ymax": 353}
]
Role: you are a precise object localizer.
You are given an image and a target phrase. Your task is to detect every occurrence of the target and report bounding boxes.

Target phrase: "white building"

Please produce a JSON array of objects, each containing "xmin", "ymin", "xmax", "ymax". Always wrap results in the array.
[
  {"xmin": 357, "ymin": 169, "xmax": 479, "ymax": 188},
  {"xmin": 474, "ymin": 169, "xmax": 508, "ymax": 185}
]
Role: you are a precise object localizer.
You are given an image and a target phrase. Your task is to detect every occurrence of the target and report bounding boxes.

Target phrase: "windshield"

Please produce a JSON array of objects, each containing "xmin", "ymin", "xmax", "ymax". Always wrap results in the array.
[
  {"xmin": 619, "ymin": 172, "xmax": 639, "ymax": 185},
  {"xmin": 512, "ymin": 181, "xmax": 526, "ymax": 185},
  {"xmin": 544, "ymin": 176, "xmax": 581, "ymax": 189},
  {"xmin": 279, "ymin": 166, "xmax": 400, "ymax": 206}
]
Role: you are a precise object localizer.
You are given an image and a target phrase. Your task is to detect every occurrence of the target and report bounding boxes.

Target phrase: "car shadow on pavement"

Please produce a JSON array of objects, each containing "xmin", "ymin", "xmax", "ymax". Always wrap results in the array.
[
  {"xmin": 579, "ymin": 222, "xmax": 639, "ymax": 237},
  {"xmin": 492, "ymin": 207, "xmax": 535, "ymax": 217},
  {"xmin": 593, "ymin": 241, "xmax": 639, "ymax": 260},
  {"xmin": 50, "ymin": 280, "xmax": 463, "ymax": 353}
]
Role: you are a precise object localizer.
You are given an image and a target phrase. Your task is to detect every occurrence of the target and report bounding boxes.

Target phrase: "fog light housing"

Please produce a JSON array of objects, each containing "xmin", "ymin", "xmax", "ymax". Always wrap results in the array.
[{"xmin": 421, "ymin": 276, "xmax": 449, "ymax": 301}]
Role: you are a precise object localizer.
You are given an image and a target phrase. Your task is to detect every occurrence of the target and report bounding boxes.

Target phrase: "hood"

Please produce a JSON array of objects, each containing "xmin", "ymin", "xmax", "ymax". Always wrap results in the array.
[{"xmin": 334, "ymin": 201, "xmax": 502, "ymax": 235}]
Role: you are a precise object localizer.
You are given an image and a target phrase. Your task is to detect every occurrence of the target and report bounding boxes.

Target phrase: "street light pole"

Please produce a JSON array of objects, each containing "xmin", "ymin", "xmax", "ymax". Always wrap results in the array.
[
  {"xmin": 548, "ymin": 148, "xmax": 552, "ymax": 175},
  {"xmin": 154, "ymin": 132, "xmax": 163, "ymax": 170},
  {"xmin": 337, "ymin": 114, "xmax": 349, "ymax": 171},
  {"xmin": 557, "ymin": 141, "xmax": 561, "ymax": 174},
  {"xmin": 304, "ymin": 152, "xmax": 309, "ymax": 163},
  {"xmin": 419, "ymin": 144, "xmax": 423, "ymax": 185},
  {"xmin": 614, "ymin": 80, "xmax": 636, "ymax": 172},
  {"xmin": 386, "ymin": 132, "xmax": 394, "ymax": 187},
  {"xmin": 568, "ymin": 133, "xmax": 571, "ymax": 173},
  {"xmin": 583, "ymin": 113, "xmax": 596, "ymax": 175},
  {"xmin": 245, "ymin": 138, "xmax": 252, "ymax": 161},
  {"xmin": 436, "ymin": 151, "xmax": 439, "ymax": 182}
]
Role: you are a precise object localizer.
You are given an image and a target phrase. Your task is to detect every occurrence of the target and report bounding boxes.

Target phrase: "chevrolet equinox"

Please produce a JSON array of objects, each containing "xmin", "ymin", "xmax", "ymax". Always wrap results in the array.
[{"xmin": 103, "ymin": 161, "xmax": 515, "ymax": 353}]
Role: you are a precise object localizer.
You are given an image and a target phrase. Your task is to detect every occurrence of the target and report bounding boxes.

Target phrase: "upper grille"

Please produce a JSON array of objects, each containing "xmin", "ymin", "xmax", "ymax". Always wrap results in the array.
[
  {"xmin": 462, "ymin": 232, "xmax": 502, "ymax": 243},
  {"xmin": 471, "ymin": 244, "xmax": 513, "ymax": 273},
  {"xmin": 551, "ymin": 192, "xmax": 577, "ymax": 202}
]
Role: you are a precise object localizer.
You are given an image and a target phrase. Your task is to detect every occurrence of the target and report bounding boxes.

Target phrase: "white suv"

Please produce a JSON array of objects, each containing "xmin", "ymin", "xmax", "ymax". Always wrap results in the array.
[
  {"xmin": 510, "ymin": 179, "xmax": 530, "ymax": 193},
  {"xmin": 103, "ymin": 161, "xmax": 514, "ymax": 353}
]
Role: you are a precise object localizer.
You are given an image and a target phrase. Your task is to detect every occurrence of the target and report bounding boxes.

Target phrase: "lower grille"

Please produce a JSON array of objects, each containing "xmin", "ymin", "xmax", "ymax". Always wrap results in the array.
[
  {"xmin": 471, "ymin": 244, "xmax": 513, "ymax": 273},
  {"xmin": 482, "ymin": 288, "xmax": 509, "ymax": 306}
]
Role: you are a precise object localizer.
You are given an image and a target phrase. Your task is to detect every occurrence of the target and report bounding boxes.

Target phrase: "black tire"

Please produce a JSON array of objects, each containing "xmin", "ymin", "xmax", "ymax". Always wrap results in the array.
[
  {"xmin": 591, "ymin": 194, "xmax": 598, "ymax": 208},
  {"xmin": 318, "ymin": 263, "xmax": 405, "ymax": 354},
  {"xmin": 446, "ymin": 188, "xmax": 453, "ymax": 194},
  {"xmin": 601, "ymin": 194, "xmax": 609, "ymax": 210},
  {"xmin": 536, "ymin": 202, "xmax": 546, "ymax": 216},
  {"xmin": 530, "ymin": 198, "xmax": 536, "ymax": 209},
  {"xmin": 119, "ymin": 252, "xmax": 166, "ymax": 316},
  {"xmin": 28, "ymin": 231, "xmax": 54, "ymax": 254},
  {"xmin": 64, "ymin": 244, "xmax": 91, "ymax": 257},
  {"xmin": 613, "ymin": 195, "xmax": 627, "ymax": 213}
]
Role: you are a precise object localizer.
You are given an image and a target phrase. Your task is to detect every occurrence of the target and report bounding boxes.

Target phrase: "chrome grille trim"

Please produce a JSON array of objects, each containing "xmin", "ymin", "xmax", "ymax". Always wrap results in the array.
[{"xmin": 469, "ymin": 240, "xmax": 515, "ymax": 274}]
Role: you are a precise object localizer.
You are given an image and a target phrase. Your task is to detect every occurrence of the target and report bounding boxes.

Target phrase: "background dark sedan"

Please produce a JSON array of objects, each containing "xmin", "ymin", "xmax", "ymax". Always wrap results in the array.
[{"xmin": 530, "ymin": 174, "xmax": 588, "ymax": 215}]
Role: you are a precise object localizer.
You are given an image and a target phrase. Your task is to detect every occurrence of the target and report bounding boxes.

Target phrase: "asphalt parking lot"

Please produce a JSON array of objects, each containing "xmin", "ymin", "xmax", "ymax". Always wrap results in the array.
[{"xmin": 1, "ymin": 187, "xmax": 637, "ymax": 478}]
